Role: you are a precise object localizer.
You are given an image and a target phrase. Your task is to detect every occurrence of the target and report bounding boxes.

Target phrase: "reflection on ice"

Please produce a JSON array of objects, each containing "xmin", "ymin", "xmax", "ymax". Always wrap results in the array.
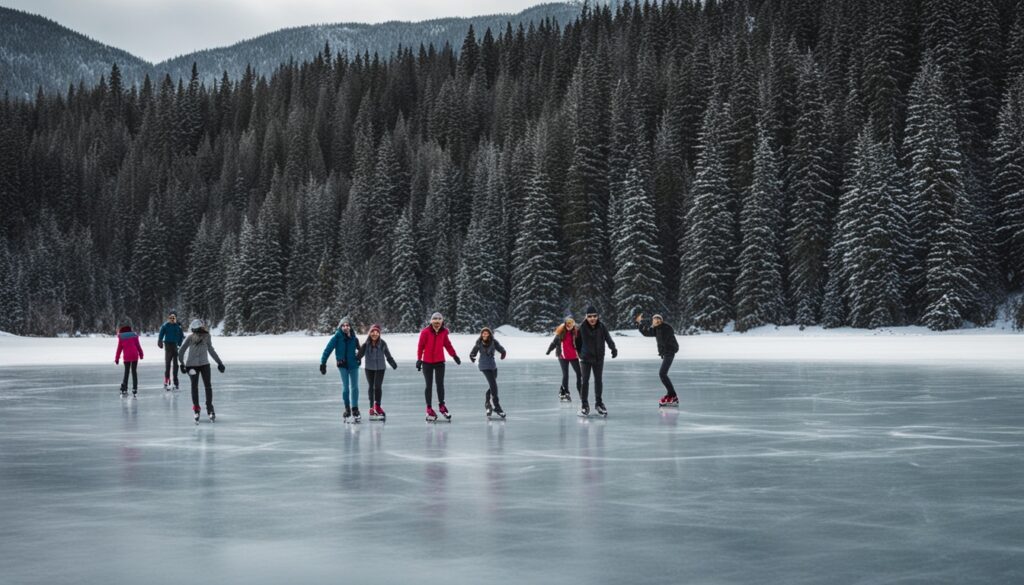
[{"xmin": 0, "ymin": 360, "xmax": 1022, "ymax": 584}]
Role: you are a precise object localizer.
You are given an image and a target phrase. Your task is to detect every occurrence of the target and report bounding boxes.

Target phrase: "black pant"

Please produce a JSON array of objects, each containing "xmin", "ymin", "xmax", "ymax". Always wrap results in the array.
[
  {"xmin": 580, "ymin": 360, "xmax": 604, "ymax": 406},
  {"xmin": 121, "ymin": 361, "xmax": 138, "ymax": 390},
  {"xmin": 482, "ymin": 369, "xmax": 500, "ymax": 409},
  {"xmin": 188, "ymin": 364, "xmax": 213, "ymax": 410},
  {"xmin": 422, "ymin": 362, "xmax": 446, "ymax": 407},
  {"xmin": 163, "ymin": 345, "xmax": 179, "ymax": 385},
  {"xmin": 559, "ymin": 358, "xmax": 582, "ymax": 394},
  {"xmin": 660, "ymin": 354, "xmax": 677, "ymax": 397},
  {"xmin": 364, "ymin": 369, "xmax": 385, "ymax": 404}
]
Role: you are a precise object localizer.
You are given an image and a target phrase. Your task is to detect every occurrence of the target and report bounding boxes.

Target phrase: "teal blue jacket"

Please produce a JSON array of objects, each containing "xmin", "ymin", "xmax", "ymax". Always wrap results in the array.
[{"xmin": 321, "ymin": 329, "xmax": 359, "ymax": 369}]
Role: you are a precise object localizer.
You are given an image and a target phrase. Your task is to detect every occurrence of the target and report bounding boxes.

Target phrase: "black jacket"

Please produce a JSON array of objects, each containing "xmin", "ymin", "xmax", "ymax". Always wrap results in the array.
[
  {"xmin": 574, "ymin": 320, "xmax": 616, "ymax": 363},
  {"xmin": 637, "ymin": 320, "xmax": 679, "ymax": 356}
]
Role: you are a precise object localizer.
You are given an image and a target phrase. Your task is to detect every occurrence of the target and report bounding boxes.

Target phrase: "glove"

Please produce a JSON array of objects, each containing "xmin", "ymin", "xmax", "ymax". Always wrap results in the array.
[
  {"xmin": 546, "ymin": 348, "xmax": 552, "ymax": 355},
  {"xmin": 217, "ymin": 364, "xmax": 226, "ymax": 373},
  {"xmin": 158, "ymin": 341, "xmax": 163, "ymax": 349},
  {"xmin": 500, "ymin": 352, "xmax": 507, "ymax": 360},
  {"xmin": 611, "ymin": 348, "xmax": 618, "ymax": 359},
  {"xmin": 453, "ymin": 355, "xmax": 461, "ymax": 365},
  {"xmin": 115, "ymin": 360, "xmax": 119, "ymax": 365},
  {"xmin": 181, "ymin": 364, "xmax": 187, "ymax": 374},
  {"xmin": 319, "ymin": 363, "xmax": 327, "ymax": 375},
  {"xmin": 338, "ymin": 360, "xmax": 347, "ymax": 369},
  {"xmin": 470, "ymin": 355, "xmax": 476, "ymax": 363},
  {"xmin": 416, "ymin": 360, "xmax": 423, "ymax": 371},
  {"xmin": 391, "ymin": 363, "xmax": 398, "ymax": 370}
]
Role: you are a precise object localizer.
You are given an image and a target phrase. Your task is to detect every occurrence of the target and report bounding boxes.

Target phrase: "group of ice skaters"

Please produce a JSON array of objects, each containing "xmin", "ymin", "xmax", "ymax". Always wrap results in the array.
[{"xmin": 116, "ymin": 306, "xmax": 680, "ymax": 425}]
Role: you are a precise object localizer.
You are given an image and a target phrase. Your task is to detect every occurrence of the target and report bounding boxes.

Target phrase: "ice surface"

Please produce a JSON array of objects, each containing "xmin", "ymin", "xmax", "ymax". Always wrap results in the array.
[{"xmin": 1, "ymin": 360, "xmax": 1023, "ymax": 584}]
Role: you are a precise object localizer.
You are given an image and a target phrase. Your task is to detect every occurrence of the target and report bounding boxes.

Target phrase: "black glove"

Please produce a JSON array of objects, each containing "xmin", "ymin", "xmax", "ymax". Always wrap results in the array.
[
  {"xmin": 158, "ymin": 341, "xmax": 163, "ymax": 349},
  {"xmin": 611, "ymin": 348, "xmax": 618, "ymax": 359},
  {"xmin": 181, "ymin": 364, "xmax": 188, "ymax": 374},
  {"xmin": 391, "ymin": 363, "xmax": 398, "ymax": 370},
  {"xmin": 546, "ymin": 348, "xmax": 552, "ymax": 355},
  {"xmin": 500, "ymin": 352, "xmax": 507, "ymax": 360},
  {"xmin": 218, "ymin": 364, "xmax": 226, "ymax": 373},
  {"xmin": 416, "ymin": 360, "xmax": 423, "ymax": 371},
  {"xmin": 319, "ymin": 363, "xmax": 327, "ymax": 375},
  {"xmin": 338, "ymin": 360, "xmax": 347, "ymax": 369},
  {"xmin": 453, "ymin": 355, "xmax": 461, "ymax": 365},
  {"xmin": 470, "ymin": 355, "xmax": 476, "ymax": 363}
]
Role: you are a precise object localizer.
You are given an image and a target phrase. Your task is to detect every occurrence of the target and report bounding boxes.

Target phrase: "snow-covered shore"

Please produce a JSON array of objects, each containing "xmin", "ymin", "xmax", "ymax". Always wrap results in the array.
[{"xmin": 1, "ymin": 324, "xmax": 1021, "ymax": 367}]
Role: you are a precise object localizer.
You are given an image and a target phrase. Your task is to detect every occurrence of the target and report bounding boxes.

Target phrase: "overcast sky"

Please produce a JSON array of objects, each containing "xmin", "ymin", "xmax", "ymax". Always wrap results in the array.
[{"xmin": 1, "ymin": 0, "xmax": 546, "ymax": 63}]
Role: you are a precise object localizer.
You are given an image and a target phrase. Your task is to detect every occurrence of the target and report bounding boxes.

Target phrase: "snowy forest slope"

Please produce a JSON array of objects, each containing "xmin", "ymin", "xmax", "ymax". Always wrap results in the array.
[{"xmin": 1, "ymin": 0, "xmax": 1023, "ymax": 336}]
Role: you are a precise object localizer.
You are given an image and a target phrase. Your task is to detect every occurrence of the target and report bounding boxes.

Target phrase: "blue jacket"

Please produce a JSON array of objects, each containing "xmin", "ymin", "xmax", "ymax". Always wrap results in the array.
[
  {"xmin": 321, "ymin": 329, "xmax": 360, "ymax": 369},
  {"xmin": 158, "ymin": 322, "xmax": 185, "ymax": 347}
]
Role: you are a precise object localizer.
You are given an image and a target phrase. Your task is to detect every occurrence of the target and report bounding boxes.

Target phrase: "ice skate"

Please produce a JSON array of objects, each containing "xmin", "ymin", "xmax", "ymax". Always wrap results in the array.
[
  {"xmin": 192, "ymin": 405, "xmax": 201, "ymax": 424},
  {"xmin": 492, "ymin": 404, "xmax": 506, "ymax": 419},
  {"xmin": 595, "ymin": 403, "xmax": 607, "ymax": 417},
  {"xmin": 485, "ymin": 394, "xmax": 493, "ymax": 417},
  {"xmin": 132, "ymin": 389, "xmax": 137, "ymax": 398},
  {"xmin": 438, "ymin": 403, "xmax": 452, "ymax": 421},
  {"xmin": 352, "ymin": 407, "xmax": 361, "ymax": 423},
  {"xmin": 343, "ymin": 406, "xmax": 353, "ymax": 423},
  {"xmin": 559, "ymin": 386, "xmax": 572, "ymax": 403},
  {"xmin": 659, "ymin": 395, "xmax": 679, "ymax": 408},
  {"xmin": 369, "ymin": 404, "xmax": 385, "ymax": 422},
  {"xmin": 207, "ymin": 406, "xmax": 216, "ymax": 422},
  {"xmin": 163, "ymin": 377, "xmax": 171, "ymax": 391},
  {"xmin": 578, "ymin": 403, "xmax": 590, "ymax": 417},
  {"xmin": 425, "ymin": 406, "xmax": 438, "ymax": 422}
]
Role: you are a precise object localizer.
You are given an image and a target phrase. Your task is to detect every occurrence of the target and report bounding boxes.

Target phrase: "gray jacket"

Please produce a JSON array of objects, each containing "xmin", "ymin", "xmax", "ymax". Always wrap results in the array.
[
  {"xmin": 179, "ymin": 332, "xmax": 223, "ymax": 368},
  {"xmin": 357, "ymin": 338, "xmax": 397, "ymax": 371},
  {"xmin": 470, "ymin": 338, "xmax": 506, "ymax": 371}
]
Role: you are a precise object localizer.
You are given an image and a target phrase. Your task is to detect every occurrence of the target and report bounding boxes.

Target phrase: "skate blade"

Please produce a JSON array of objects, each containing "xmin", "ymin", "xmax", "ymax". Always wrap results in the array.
[
  {"xmin": 658, "ymin": 403, "xmax": 679, "ymax": 408},
  {"xmin": 368, "ymin": 415, "xmax": 385, "ymax": 422},
  {"xmin": 426, "ymin": 418, "xmax": 451, "ymax": 423}
]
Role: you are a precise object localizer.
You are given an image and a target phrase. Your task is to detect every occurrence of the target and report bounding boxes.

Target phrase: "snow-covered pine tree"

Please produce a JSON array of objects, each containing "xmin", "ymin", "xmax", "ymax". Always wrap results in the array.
[
  {"xmin": 221, "ymin": 228, "xmax": 246, "ymax": 334},
  {"xmin": 787, "ymin": 53, "xmax": 834, "ymax": 326},
  {"xmin": 993, "ymin": 74, "xmax": 1024, "ymax": 289},
  {"xmin": 456, "ymin": 146, "xmax": 506, "ymax": 332},
  {"xmin": 735, "ymin": 125, "xmax": 784, "ymax": 332},
  {"xmin": 184, "ymin": 215, "xmax": 223, "ymax": 326},
  {"xmin": 678, "ymin": 93, "xmax": 736, "ymax": 332},
  {"xmin": 248, "ymin": 193, "xmax": 286, "ymax": 333},
  {"xmin": 509, "ymin": 156, "xmax": 562, "ymax": 332},
  {"xmin": 837, "ymin": 129, "xmax": 909, "ymax": 329},
  {"xmin": 611, "ymin": 160, "xmax": 663, "ymax": 329},
  {"xmin": 391, "ymin": 204, "xmax": 422, "ymax": 331},
  {"xmin": 129, "ymin": 203, "xmax": 170, "ymax": 323},
  {"xmin": 905, "ymin": 55, "xmax": 981, "ymax": 330},
  {"xmin": 0, "ymin": 237, "xmax": 26, "ymax": 334}
]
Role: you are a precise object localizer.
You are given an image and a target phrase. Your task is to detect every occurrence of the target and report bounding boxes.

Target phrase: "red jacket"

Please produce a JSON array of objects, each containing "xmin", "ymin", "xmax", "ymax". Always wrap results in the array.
[
  {"xmin": 561, "ymin": 329, "xmax": 579, "ymax": 360},
  {"xmin": 417, "ymin": 325, "xmax": 457, "ymax": 364},
  {"xmin": 115, "ymin": 327, "xmax": 144, "ymax": 363}
]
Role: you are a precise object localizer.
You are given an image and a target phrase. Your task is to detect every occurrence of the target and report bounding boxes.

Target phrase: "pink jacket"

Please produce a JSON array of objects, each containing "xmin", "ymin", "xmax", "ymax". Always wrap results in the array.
[
  {"xmin": 115, "ymin": 327, "xmax": 144, "ymax": 363},
  {"xmin": 417, "ymin": 325, "xmax": 457, "ymax": 364}
]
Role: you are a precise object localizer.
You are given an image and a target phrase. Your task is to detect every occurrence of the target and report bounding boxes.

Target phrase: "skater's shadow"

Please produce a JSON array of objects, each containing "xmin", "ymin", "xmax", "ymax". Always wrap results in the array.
[
  {"xmin": 424, "ymin": 426, "xmax": 449, "ymax": 517},
  {"xmin": 578, "ymin": 418, "xmax": 605, "ymax": 497},
  {"xmin": 485, "ymin": 421, "xmax": 506, "ymax": 517}
]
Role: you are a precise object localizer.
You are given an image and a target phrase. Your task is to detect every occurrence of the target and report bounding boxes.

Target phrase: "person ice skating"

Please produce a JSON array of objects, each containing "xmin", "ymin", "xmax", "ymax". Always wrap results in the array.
[
  {"xmin": 320, "ymin": 316, "xmax": 362, "ymax": 423},
  {"xmin": 636, "ymin": 313, "xmax": 680, "ymax": 407},
  {"xmin": 416, "ymin": 312, "xmax": 461, "ymax": 421},
  {"xmin": 178, "ymin": 319, "xmax": 226, "ymax": 423},
  {"xmin": 470, "ymin": 327, "xmax": 508, "ymax": 419},
  {"xmin": 574, "ymin": 306, "xmax": 617, "ymax": 417},
  {"xmin": 357, "ymin": 324, "xmax": 397, "ymax": 420},
  {"xmin": 546, "ymin": 316, "xmax": 581, "ymax": 403},
  {"xmin": 157, "ymin": 311, "xmax": 184, "ymax": 390},
  {"xmin": 114, "ymin": 323, "xmax": 144, "ymax": 398}
]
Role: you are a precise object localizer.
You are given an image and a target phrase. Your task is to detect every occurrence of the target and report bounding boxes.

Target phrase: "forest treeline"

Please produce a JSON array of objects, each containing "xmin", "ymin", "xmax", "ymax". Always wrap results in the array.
[{"xmin": 1, "ymin": 0, "xmax": 1023, "ymax": 336}]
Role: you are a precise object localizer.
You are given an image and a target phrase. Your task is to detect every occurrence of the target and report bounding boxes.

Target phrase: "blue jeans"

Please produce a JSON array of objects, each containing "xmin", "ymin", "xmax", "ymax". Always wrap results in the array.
[{"xmin": 338, "ymin": 366, "xmax": 360, "ymax": 407}]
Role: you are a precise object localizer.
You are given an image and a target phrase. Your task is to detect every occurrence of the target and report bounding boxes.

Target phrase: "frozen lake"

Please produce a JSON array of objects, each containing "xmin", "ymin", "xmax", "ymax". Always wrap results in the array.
[{"xmin": 1, "ymin": 360, "xmax": 1022, "ymax": 584}]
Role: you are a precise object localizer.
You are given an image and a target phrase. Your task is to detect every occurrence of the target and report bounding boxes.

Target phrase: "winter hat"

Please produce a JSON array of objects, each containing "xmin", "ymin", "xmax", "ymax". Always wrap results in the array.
[
  {"xmin": 118, "ymin": 325, "xmax": 132, "ymax": 334},
  {"xmin": 430, "ymin": 312, "xmax": 444, "ymax": 321},
  {"xmin": 369, "ymin": 323, "xmax": 381, "ymax": 334},
  {"xmin": 652, "ymin": 314, "xmax": 664, "ymax": 321},
  {"xmin": 189, "ymin": 319, "xmax": 204, "ymax": 331},
  {"xmin": 585, "ymin": 306, "xmax": 599, "ymax": 316},
  {"xmin": 338, "ymin": 316, "xmax": 351, "ymax": 328},
  {"xmin": 564, "ymin": 315, "xmax": 576, "ymax": 327}
]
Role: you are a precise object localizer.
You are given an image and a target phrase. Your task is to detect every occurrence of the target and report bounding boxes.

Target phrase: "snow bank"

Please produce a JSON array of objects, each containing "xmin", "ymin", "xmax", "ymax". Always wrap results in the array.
[{"xmin": 1, "ymin": 325, "xmax": 1021, "ymax": 367}]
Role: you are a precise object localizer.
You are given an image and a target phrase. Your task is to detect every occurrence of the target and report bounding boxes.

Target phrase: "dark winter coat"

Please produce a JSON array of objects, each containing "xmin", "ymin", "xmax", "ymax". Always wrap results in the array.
[
  {"xmin": 470, "ymin": 337, "xmax": 507, "ymax": 371},
  {"xmin": 322, "ymin": 329, "xmax": 360, "ymax": 369},
  {"xmin": 547, "ymin": 326, "xmax": 579, "ymax": 360},
  {"xmin": 179, "ymin": 332, "xmax": 223, "ymax": 368},
  {"xmin": 158, "ymin": 321, "xmax": 185, "ymax": 347},
  {"xmin": 575, "ymin": 320, "xmax": 616, "ymax": 364},
  {"xmin": 358, "ymin": 337, "xmax": 397, "ymax": 371},
  {"xmin": 637, "ymin": 320, "xmax": 679, "ymax": 356}
]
